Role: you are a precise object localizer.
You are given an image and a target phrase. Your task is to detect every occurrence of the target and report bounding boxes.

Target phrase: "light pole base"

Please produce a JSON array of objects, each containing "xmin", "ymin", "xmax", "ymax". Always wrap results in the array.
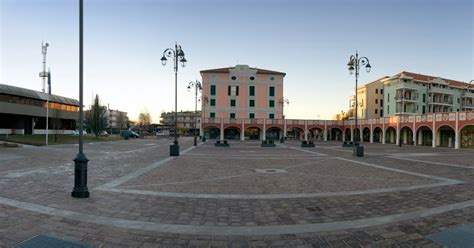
[
  {"xmin": 194, "ymin": 136, "xmax": 197, "ymax": 146},
  {"xmin": 353, "ymin": 144, "xmax": 364, "ymax": 157},
  {"xmin": 71, "ymin": 154, "xmax": 89, "ymax": 198},
  {"xmin": 170, "ymin": 144, "xmax": 180, "ymax": 156}
]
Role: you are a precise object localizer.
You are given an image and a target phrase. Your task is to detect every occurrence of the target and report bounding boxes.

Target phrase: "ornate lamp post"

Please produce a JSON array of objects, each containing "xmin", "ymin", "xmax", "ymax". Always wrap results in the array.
[
  {"xmin": 278, "ymin": 97, "xmax": 289, "ymax": 143},
  {"xmin": 187, "ymin": 80, "xmax": 202, "ymax": 146},
  {"xmin": 161, "ymin": 43, "xmax": 187, "ymax": 156},
  {"xmin": 347, "ymin": 51, "xmax": 371, "ymax": 157},
  {"xmin": 72, "ymin": 0, "xmax": 89, "ymax": 198}
]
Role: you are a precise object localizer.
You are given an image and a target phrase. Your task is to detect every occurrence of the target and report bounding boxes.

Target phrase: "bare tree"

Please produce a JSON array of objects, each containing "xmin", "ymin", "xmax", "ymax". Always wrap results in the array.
[{"xmin": 138, "ymin": 111, "xmax": 152, "ymax": 131}]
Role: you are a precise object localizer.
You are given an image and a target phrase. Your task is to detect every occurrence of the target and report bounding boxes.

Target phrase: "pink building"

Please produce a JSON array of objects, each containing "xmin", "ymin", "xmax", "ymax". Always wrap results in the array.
[{"xmin": 200, "ymin": 64, "xmax": 286, "ymax": 120}]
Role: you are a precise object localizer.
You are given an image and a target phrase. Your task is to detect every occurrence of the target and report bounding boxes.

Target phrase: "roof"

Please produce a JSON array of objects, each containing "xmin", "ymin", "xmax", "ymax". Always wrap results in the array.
[
  {"xmin": 200, "ymin": 65, "xmax": 286, "ymax": 76},
  {"xmin": 0, "ymin": 84, "xmax": 80, "ymax": 106},
  {"xmin": 358, "ymin": 76, "xmax": 390, "ymax": 89},
  {"xmin": 394, "ymin": 71, "xmax": 471, "ymax": 89}
]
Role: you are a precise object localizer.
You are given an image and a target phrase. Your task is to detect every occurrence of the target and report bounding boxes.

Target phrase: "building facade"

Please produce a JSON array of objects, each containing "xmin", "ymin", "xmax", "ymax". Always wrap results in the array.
[
  {"xmin": 200, "ymin": 65, "xmax": 286, "ymax": 120},
  {"xmin": 160, "ymin": 111, "xmax": 201, "ymax": 135},
  {"xmin": 0, "ymin": 84, "xmax": 79, "ymax": 135},
  {"xmin": 106, "ymin": 107, "xmax": 128, "ymax": 132},
  {"xmin": 383, "ymin": 72, "xmax": 474, "ymax": 116}
]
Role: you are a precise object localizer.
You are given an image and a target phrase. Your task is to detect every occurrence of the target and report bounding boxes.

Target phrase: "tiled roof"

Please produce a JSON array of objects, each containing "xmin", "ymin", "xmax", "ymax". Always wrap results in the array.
[
  {"xmin": 395, "ymin": 71, "xmax": 471, "ymax": 89},
  {"xmin": 0, "ymin": 84, "xmax": 80, "ymax": 106},
  {"xmin": 200, "ymin": 66, "xmax": 286, "ymax": 76}
]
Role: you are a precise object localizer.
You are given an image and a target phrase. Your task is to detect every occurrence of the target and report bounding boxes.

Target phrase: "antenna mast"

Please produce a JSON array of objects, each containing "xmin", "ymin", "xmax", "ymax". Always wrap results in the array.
[{"xmin": 40, "ymin": 41, "xmax": 49, "ymax": 92}]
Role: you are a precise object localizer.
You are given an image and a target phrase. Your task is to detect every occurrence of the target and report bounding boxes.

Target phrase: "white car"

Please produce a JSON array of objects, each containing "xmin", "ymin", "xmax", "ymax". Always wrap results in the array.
[
  {"xmin": 156, "ymin": 131, "xmax": 165, "ymax": 136},
  {"xmin": 72, "ymin": 130, "xmax": 87, "ymax": 135}
]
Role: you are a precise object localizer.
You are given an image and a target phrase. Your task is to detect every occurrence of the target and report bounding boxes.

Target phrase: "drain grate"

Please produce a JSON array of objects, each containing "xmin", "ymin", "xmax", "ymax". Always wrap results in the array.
[{"xmin": 255, "ymin": 169, "xmax": 288, "ymax": 174}]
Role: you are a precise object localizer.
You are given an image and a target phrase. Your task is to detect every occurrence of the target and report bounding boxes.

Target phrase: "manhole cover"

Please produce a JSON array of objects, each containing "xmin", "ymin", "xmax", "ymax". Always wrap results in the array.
[{"xmin": 255, "ymin": 169, "xmax": 288, "ymax": 174}]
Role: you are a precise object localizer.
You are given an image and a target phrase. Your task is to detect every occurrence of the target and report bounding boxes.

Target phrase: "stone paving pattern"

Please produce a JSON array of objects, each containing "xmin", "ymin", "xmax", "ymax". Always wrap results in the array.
[{"xmin": 0, "ymin": 138, "xmax": 473, "ymax": 247}]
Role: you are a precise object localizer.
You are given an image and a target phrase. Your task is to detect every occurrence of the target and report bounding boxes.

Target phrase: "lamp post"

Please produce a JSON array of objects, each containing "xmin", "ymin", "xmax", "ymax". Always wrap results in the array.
[
  {"xmin": 347, "ymin": 51, "xmax": 371, "ymax": 157},
  {"xmin": 188, "ymin": 80, "xmax": 202, "ymax": 146},
  {"xmin": 72, "ymin": 0, "xmax": 89, "ymax": 198},
  {"xmin": 161, "ymin": 43, "xmax": 187, "ymax": 156},
  {"xmin": 278, "ymin": 97, "xmax": 289, "ymax": 143},
  {"xmin": 341, "ymin": 110, "xmax": 345, "ymax": 142}
]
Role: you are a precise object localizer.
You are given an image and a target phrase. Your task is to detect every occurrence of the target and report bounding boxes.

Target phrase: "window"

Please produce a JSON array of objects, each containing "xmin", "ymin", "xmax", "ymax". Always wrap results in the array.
[
  {"xmin": 269, "ymin": 113, "xmax": 275, "ymax": 119},
  {"xmin": 422, "ymin": 106, "xmax": 426, "ymax": 114},
  {"xmin": 210, "ymin": 85, "xmax": 216, "ymax": 95},
  {"xmin": 375, "ymin": 99, "xmax": 378, "ymax": 104},
  {"xmin": 210, "ymin": 112, "xmax": 215, "ymax": 118},
  {"xmin": 210, "ymin": 99, "xmax": 216, "ymax": 106},
  {"xmin": 380, "ymin": 109, "xmax": 383, "ymax": 117},
  {"xmin": 249, "ymin": 76, "xmax": 255, "ymax": 81},
  {"xmin": 380, "ymin": 99, "xmax": 383, "ymax": 107},
  {"xmin": 230, "ymin": 99, "xmax": 236, "ymax": 107},
  {"xmin": 375, "ymin": 89, "xmax": 378, "ymax": 94},
  {"xmin": 231, "ymin": 76, "xmax": 236, "ymax": 80},
  {"xmin": 388, "ymin": 93, "xmax": 390, "ymax": 102},
  {"xmin": 249, "ymin": 86, "xmax": 255, "ymax": 96},
  {"xmin": 380, "ymin": 89, "xmax": 383, "ymax": 94},
  {"xmin": 269, "ymin": 100, "xmax": 275, "ymax": 107},
  {"xmin": 423, "ymin": 94, "xmax": 426, "ymax": 103},
  {"xmin": 249, "ymin": 99, "xmax": 255, "ymax": 107},
  {"xmin": 230, "ymin": 113, "xmax": 235, "ymax": 119},
  {"xmin": 387, "ymin": 106, "xmax": 390, "ymax": 114},
  {"xmin": 228, "ymin": 85, "xmax": 239, "ymax": 96},
  {"xmin": 249, "ymin": 113, "xmax": 255, "ymax": 119},
  {"xmin": 375, "ymin": 109, "xmax": 378, "ymax": 114},
  {"xmin": 269, "ymin": 86, "xmax": 275, "ymax": 97}
]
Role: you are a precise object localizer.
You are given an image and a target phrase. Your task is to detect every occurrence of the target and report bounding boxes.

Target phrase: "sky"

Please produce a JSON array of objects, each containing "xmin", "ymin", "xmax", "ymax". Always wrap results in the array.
[{"xmin": 1, "ymin": 0, "xmax": 473, "ymax": 122}]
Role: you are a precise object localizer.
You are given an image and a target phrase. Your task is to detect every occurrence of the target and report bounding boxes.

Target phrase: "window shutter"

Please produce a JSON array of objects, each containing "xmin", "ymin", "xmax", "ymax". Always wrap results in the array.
[
  {"xmin": 236, "ymin": 86, "xmax": 239, "ymax": 96},
  {"xmin": 228, "ymin": 86, "xmax": 231, "ymax": 96}
]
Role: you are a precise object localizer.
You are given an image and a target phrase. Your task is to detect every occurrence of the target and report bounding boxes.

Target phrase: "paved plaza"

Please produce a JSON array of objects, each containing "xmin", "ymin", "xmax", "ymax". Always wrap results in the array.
[{"xmin": 0, "ymin": 138, "xmax": 473, "ymax": 247}]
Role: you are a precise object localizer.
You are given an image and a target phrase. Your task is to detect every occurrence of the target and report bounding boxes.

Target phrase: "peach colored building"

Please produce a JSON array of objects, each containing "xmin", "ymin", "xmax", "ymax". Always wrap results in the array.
[{"xmin": 200, "ymin": 64, "xmax": 286, "ymax": 120}]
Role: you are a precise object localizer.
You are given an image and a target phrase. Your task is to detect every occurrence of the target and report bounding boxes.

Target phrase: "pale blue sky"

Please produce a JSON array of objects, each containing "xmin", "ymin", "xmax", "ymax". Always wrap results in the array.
[{"xmin": 1, "ymin": 0, "xmax": 473, "ymax": 121}]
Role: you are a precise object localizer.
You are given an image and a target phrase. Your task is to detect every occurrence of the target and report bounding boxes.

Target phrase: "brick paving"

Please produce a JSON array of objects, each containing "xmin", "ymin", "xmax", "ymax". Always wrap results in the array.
[{"xmin": 0, "ymin": 138, "xmax": 473, "ymax": 247}]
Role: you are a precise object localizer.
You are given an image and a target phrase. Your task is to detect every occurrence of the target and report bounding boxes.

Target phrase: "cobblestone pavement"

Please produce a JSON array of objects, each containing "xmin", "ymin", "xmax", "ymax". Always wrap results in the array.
[{"xmin": 0, "ymin": 138, "xmax": 473, "ymax": 247}]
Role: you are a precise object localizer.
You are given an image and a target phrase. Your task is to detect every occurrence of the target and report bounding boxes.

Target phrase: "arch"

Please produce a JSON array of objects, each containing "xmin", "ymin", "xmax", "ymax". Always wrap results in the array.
[
  {"xmin": 460, "ymin": 125, "xmax": 474, "ymax": 149},
  {"xmin": 373, "ymin": 127, "xmax": 383, "ymax": 143},
  {"xmin": 400, "ymin": 126, "xmax": 414, "ymax": 145},
  {"xmin": 436, "ymin": 125, "xmax": 455, "ymax": 148},
  {"xmin": 385, "ymin": 126, "xmax": 397, "ymax": 144},
  {"xmin": 287, "ymin": 127, "xmax": 304, "ymax": 140},
  {"xmin": 266, "ymin": 126, "xmax": 283, "ymax": 141},
  {"xmin": 309, "ymin": 127, "xmax": 324, "ymax": 140},
  {"xmin": 204, "ymin": 126, "xmax": 220, "ymax": 139},
  {"xmin": 353, "ymin": 128, "xmax": 361, "ymax": 142},
  {"xmin": 224, "ymin": 126, "xmax": 241, "ymax": 140},
  {"xmin": 245, "ymin": 126, "xmax": 261, "ymax": 140},
  {"xmin": 344, "ymin": 128, "xmax": 352, "ymax": 141},
  {"xmin": 416, "ymin": 126, "xmax": 432, "ymax": 146},
  {"xmin": 331, "ymin": 128, "xmax": 343, "ymax": 141},
  {"xmin": 362, "ymin": 127, "xmax": 370, "ymax": 142}
]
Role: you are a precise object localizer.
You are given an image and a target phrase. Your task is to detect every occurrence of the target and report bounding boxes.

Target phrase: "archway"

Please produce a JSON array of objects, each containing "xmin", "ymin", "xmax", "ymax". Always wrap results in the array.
[
  {"xmin": 245, "ymin": 126, "xmax": 261, "ymax": 140},
  {"xmin": 400, "ymin": 126, "xmax": 413, "ymax": 145},
  {"xmin": 373, "ymin": 127, "xmax": 382, "ymax": 143},
  {"xmin": 353, "ymin": 128, "xmax": 361, "ymax": 142},
  {"xmin": 331, "ymin": 128, "xmax": 343, "ymax": 141},
  {"xmin": 416, "ymin": 126, "xmax": 432, "ymax": 146},
  {"xmin": 362, "ymin": 127, "xmax": 370, "ymax": 142},
  {"xmin": 224, "ymin": 126, "xmax": 241, "ymax": 140},
  {"xmin": 204, "ymin": 126, "xmax": 220, "ymax": 139},
  {"xmin": 344, "ymin": 128, "xmax": 352, "ymax": 141},
  {"xmin": 266, "ymin": 127, "xmax": 282, "ymax": 141},
  {"xmin": 460, "ymin": 125, "xmax": 474, "ymax": 148},
  {"xmin": 385, "ymin": 127, "xmax": 396, "ymax": 144},
  {"xmin": 436, "ymin": 125, "xmax": 455, "ymax": 148},
  {"xmin": 287, "ymin": 127, "xmax": 304, "ymax": 140},
  {"xmin": 309, "ymin": 128, "xmax": 324, "ymax": 140}
]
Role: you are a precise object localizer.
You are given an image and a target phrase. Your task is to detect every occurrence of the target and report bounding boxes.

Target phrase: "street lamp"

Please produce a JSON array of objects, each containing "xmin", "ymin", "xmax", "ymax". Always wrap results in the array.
[
  {"xmin": 347, "ymin": 51, "xmax": 371, "ymax": 157},
  {"xmin": 341, "ymin": 110, "xmax": 345, "ymax": 142},
  {"xmin": 161, "ymin": 43, "xmax": 187, "ymax": 156},
  {"xmin": 278, "ymin": 97, "xmax": 289, "ymax": 143},
  {"xmin": 72, "ymin": 0, "xmax": 89, "ymax": 198},
  {"xmin": 187, "ymin": 80, "xmax": 202, "ymax": 146}
]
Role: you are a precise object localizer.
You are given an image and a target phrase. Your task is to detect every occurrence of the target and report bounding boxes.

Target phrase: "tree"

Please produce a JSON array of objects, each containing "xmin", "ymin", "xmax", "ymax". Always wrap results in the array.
[
  {"xmin": 138, "ymin": 111, "xmax": 152, "ymax": 131},
  {"xmin": 116, "ymin": 112, "xmax": 126, "ymax": 134},
  {"xmin": 85, "ymin": 94, "xmax": 107, "ymax": 137}
]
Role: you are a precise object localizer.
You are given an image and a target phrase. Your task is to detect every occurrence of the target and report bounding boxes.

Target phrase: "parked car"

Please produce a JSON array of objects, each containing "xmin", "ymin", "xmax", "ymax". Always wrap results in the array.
[
  {"xmin": 156, "ymin": 131, "xmax": 165, "ymax": 136},
  {"xmin": 72, "ymin": 130, "xmax": 87, "ymax": 135},
  {"xmin": 120, "ymin": 130, "xmax": 139, "ymax": 139},
  {"xmin": 99, "ymin": 131, "xmax": 108, "ymax": 137}
]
